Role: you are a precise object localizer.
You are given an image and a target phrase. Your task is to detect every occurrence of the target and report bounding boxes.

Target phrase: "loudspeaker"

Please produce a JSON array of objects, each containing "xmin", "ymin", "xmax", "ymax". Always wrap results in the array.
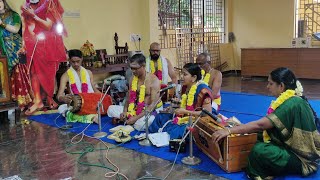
[{"xmin": 169, "ymin": 139, "xmax": 186, "ymax": 153}]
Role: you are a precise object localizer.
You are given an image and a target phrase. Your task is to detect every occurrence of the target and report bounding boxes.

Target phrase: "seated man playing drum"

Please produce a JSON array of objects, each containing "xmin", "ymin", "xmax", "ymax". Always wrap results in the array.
[
  {"xmin": 107, "ymin": 54, "xmax": 163, "ymax": 131},
  {"xmin": 57, "ymin": 49, "xmax": 101, "ymax": 123}
]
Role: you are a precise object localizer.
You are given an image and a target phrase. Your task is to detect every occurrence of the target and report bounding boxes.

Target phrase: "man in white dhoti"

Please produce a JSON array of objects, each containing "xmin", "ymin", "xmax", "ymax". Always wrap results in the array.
[{"xmin": 108, "ymin": 54, "xmax": 163, "ymax": 131}]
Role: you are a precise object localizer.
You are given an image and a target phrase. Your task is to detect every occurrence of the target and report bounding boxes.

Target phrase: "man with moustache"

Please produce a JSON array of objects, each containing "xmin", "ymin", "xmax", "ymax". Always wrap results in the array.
[
  {"xmin": 107, "ymin": 54, "xmax": 163, "ymax": 131},
  {"xmin": 145, "ymin": 42, "xmax": 178, "ymax": 85}
]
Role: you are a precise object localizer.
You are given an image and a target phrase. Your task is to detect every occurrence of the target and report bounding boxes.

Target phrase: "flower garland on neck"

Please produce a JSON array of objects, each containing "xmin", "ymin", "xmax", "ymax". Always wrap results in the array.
[
  {"xmin": 67, "ymin": 68, "xmax": 89, "ymax": 94},
  {"xmin": 263, "ymin": 89, "xmax": 296, "ymax": 142},
  {"xmin": 201, "ymin": 69, "xmax": 211, "ymax": 85},
  {"xmin": 127, "ymin": 76, "xmax": 146, "ymax": 118},
  {"xmin": 173, "ymin": 82, "xmax": 198, "ymax": 125},
  {"xmin": 267, "ymin": 89, "xmax": 295, "ymax": 114},
  {"xmin": 150, "ymin": 58, "xmax": 163, "ymax": 83}
]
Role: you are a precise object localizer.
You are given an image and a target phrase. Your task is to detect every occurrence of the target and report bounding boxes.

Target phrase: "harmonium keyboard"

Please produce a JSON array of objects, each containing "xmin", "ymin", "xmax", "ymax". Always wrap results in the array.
[{"xmin": 194, "ymin": 116, "xmax": 257, "ymax": 172}]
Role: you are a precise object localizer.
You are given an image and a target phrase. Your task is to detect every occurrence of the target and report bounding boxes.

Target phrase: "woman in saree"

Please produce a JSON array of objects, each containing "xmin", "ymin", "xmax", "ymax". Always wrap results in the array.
[
  {"xmin": 149, "ymin": 63, "xmax": 214, "ymax": 139},
  {"xmin": 0, "ymin": 0, "xmax": 32, "ymax": 109},
  {"xmin": 21, "ymin": 0, "xmax": 67, "ymax": 115},
  {"xmin": 213, "ymin": 67, "xmax": 320, "ymax": 179}
]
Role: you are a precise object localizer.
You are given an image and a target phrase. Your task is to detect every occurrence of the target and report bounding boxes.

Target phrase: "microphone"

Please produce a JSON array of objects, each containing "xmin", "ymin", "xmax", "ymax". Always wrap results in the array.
[
  {"xmin": 201, "ymin": 108, "xmax": 222, "ymax": 123},
  {"xmin": 158, "ymin": 84, "xmax": 176, "ymax": 93}
]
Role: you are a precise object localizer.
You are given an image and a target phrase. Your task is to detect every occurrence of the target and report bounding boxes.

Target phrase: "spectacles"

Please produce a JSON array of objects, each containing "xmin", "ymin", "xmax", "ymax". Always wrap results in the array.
[
  {"xmin": 197, "ymin": 61, "xmax": 207, "ymax": 66},
  {"xmin": 130, "ymin": 66, "xmax": 142, "ymax": 71}
]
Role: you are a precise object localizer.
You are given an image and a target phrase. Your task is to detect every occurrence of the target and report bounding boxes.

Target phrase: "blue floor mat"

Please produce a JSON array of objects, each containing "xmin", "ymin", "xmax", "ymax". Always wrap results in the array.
[{"xmin": 28, "ymin": 91, "xmax": 320, "ymax": 180}]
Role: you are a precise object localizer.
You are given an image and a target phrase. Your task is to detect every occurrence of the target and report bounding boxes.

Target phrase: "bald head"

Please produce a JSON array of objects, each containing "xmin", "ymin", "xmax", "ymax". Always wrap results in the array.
[
  {"xmin": 196, "ymin": 53, "xmax": 211, "ymax": 69},
  {"xmin": 150, "ymin": 42, "xmax": 160, "ymax": 49},
  {"xmin": 149, "ymin": 42, "xmax": 161, "ymax": 60},
  {"xmin": 197, "ymin": 53, "xmax": 210, "ymax": 62}
]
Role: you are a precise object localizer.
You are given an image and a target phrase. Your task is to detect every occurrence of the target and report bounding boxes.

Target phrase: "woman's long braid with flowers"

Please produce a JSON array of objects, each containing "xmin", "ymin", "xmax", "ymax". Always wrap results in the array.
[
  {"xmin": 297, "ymin": 80, "xmax": 320, "ymax": 131},
  {"xmin": 263, "ymin": 80, "xmax": 304, "ymax": 142}
]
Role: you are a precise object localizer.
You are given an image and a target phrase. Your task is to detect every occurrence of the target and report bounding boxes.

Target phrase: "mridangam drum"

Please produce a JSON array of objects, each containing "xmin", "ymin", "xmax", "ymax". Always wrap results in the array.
[{"xmin": 70, "ymin": 93, "xmax": 112, "ymax": 115}]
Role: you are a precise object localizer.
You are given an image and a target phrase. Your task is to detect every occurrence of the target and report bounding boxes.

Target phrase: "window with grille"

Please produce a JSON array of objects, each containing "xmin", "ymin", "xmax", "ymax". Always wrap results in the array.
[
  {"xmin": 295, "ymin": 0, "xmax": 320, "ymax": 39},
  {"xmin": 158, "ymin": 0, "xmax": 225, "ymax": 49}
]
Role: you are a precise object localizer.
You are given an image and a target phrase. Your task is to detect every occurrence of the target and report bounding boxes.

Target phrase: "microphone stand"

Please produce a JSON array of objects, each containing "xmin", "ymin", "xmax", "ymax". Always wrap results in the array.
[
  {"xmin": 60, "ymin": 124, "xmax": 72, "ymax": 131},
  {"xmin": 61, "ymin": 109, "xmax": 73, "ymax": 130},
  {"xmin": 58, "ymin": 102, "xmax": 74, "ymax": 130},
  {"xmin": 139, "ymin": 92, "xmax": 165, "ymax": 146},
  {"xmin": 181, "ymin": 114, "xmax": 202, "ymax": 165},
  {"xmin": 94, "ymin": 86, "xmax": 110, "ymax": 138}
]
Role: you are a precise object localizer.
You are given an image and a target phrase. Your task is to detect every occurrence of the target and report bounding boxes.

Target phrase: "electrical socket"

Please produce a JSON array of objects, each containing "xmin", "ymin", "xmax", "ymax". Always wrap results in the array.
[{"xmin": 130, "ymin": 34, "xmax": 141, "ymax": 42}]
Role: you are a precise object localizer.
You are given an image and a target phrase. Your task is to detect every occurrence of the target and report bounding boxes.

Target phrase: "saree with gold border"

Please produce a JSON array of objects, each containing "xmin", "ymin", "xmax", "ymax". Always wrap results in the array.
[
  {"xmin": 148, "ymin": 83, "xmax": 214, "ymax": 139},
  {"xmin": 247, "ymin": 96, "xmax": 320, "ymax": 179}
]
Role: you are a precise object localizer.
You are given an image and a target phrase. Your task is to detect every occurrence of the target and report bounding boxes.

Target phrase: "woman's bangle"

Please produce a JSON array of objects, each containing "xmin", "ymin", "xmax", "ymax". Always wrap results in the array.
[
  {"xmin": 0, "ymin": 22, "xmax": 7, "ymax": 28},
  {"xmin": 226, "ymin": 128, "xmax": 232, "ymax": 135}
]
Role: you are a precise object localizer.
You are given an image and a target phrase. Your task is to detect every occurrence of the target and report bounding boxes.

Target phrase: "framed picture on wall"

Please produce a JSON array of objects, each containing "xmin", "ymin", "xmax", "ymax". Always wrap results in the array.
[{"xmin": 0, "ymin": 57, "xmax": 11, "ymax": 103}]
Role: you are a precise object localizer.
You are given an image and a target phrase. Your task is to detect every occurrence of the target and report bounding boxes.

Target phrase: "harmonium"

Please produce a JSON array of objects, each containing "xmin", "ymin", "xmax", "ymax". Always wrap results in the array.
[{"xmin": 193, "ymin": 116, "xmax": 257, "ymax": 172}]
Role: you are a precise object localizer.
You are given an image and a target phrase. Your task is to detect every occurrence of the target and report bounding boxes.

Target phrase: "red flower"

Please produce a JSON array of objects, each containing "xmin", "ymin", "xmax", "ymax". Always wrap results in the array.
[
  {"xmin": 173, "ymin": 117, "xmax": 178, "ymax": 124},
  {"xmin": 81, "ymin": 83, "xmax": 88, "ymax": 93},
  {"xmin": 136, "ymin": 102, "xmax": 144, "ymax": 115},
  {"xmin": 157, "ymin": 70, "xmax": 162, "ymax": 80},
  {"xmin": 71, "ymin": 84, "xmax": 79, "ymax": 94},
  {"xmin": 186, "ymin": 105, "xmax": 194, "ymax": 111},
  {"xmin": 129, "ymin": 90, "xmax": 136, "ymax": 103}
]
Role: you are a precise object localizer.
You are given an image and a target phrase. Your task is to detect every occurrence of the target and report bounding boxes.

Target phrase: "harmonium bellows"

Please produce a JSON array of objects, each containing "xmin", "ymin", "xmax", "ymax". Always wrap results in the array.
[{"xmin": 193, "ymin": 116, "xmax": 257, "ymax": 172}]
